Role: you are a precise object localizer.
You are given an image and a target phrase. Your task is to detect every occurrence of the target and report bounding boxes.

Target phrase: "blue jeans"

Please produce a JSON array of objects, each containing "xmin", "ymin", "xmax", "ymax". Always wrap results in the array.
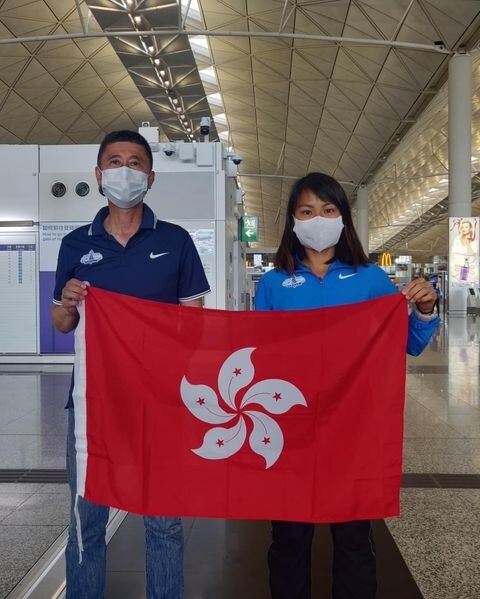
[{"xmin": 65, "ymin": 408, "xmax": 184, "ymax": 598}]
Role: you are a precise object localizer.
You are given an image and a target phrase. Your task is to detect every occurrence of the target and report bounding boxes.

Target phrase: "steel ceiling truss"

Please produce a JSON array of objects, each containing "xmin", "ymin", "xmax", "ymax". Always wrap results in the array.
[
  {"xmin": 0, "ymin": 1, "xmax": 479, "ymax": 252},
  {"xmin": 194, "ymin": 0, "xmax": 480, "ymax": 247},
  {"xmin": 378, "ymin": 178, "xmax": 480, "ymax": 253},
  {"xmin": 85, "ymin": 0, "xmax": 218, "ymax": 142}
]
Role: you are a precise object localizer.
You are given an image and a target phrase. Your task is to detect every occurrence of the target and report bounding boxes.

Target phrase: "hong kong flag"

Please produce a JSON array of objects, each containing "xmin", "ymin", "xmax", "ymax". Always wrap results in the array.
[{"xmin": 73, "ymin": 287, "xmax": 407, "ymax": 523}]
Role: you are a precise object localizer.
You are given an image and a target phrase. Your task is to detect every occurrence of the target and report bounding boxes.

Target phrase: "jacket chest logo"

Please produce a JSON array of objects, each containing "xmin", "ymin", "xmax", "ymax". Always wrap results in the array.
[{"xmin": 282, "ymin": 275, "xmax": 306, "ymax": 289}]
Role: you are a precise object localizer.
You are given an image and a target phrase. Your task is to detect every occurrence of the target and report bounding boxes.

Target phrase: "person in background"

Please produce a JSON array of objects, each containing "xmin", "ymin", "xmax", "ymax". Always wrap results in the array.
[
  {"xmin": 52, "ymin": 130, "xmax": 210, "ymax": 599},
  {"xmin": 255, "ymin": 172, "xmax": 439, "ymax": 599}
]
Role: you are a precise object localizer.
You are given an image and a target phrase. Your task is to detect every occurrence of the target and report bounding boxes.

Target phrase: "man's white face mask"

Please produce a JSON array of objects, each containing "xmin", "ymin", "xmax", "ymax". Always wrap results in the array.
[
  {"xmin": 101, "ymin": 166, "xmax": 148, "ymax": 209},
  {"xmin": 293, "ymin": 215, "xmax": 344, "ymax": 253}
]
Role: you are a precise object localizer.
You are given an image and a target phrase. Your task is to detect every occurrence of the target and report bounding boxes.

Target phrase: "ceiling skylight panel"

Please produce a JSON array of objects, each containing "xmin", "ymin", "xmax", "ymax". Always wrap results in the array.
[
  {"xmin": 181, "ymin": 0, "xmax": 201, "ymax": 21},
  {"xmin": 199, "ymin": 67, "xmax": 218, "ymax": 84},
  {"xmin": 190, "ymin": 35, "xmax": 210, "ymax": 52},
  {"xmin": 208, "ymin": 92, "xmax": 223, "ymax": 106},
  {"xmin": 214, "ymin": 113, "xmax": 227, "ymax": 126}
]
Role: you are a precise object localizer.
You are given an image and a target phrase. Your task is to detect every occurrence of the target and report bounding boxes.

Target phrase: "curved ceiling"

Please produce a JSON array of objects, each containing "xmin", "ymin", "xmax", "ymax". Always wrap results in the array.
[{"xmin": 0, "ymin": 0, "xmax": 480, "ymax": 260}]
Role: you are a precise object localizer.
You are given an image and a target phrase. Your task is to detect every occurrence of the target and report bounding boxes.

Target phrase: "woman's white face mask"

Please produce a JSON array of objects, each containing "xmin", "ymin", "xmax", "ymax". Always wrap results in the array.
[
  {"xmin": 293, "ymin": 215, "xmax": 344, "ymax": 253},
  {"xmin": 101, "ymin": 166, "xmax": 148, "ymax": 209}
]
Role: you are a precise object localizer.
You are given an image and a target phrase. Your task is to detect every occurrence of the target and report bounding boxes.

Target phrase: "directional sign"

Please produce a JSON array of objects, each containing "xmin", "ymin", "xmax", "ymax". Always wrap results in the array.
[{"xmin": 241, "ymin": 216, "xmax": 258, "ymax": 242}]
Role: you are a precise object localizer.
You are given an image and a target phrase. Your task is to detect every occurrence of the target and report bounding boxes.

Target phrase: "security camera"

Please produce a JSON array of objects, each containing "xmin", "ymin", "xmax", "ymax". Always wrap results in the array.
[
  {"xmin": 231, "ymin": 154, "xmax": 242, "ymax": 166},
  {"xmin": 200, "ymin": 116, "xmax": 211, "ymax": 137},
  {"xmin": 163, "ymin": 143, "xmax": 175, "ymax": 157}
]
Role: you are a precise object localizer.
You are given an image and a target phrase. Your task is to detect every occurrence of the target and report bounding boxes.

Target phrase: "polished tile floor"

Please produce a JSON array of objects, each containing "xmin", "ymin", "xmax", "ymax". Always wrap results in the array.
[
  {"xmin": 0, "ymin": 367, "xmax": 70, "ymax": 598},
  {"xmin": 0, "ymin": 315, "xmax": 479, "ymax": 598},
  {"xmin": 388, "ymin": 315, "xmax": 480, "ymax": 599},
  {"xmin": 105, "ymin": 515, "xmax": 422, "ymax": 599}
]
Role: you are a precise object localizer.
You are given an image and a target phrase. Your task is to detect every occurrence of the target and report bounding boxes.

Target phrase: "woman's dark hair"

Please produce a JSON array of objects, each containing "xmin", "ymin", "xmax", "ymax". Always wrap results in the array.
[
  {"xmin": 97, "ymin": 130, "xmax": 153, "ymax": 171},
  {"xmin": 275, "ymin": 172, "xmax": 369, "ymax": 274}
]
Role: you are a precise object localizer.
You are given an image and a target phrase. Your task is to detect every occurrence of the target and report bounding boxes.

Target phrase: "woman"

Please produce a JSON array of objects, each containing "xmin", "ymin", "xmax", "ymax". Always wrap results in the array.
[
  {"xmin": 255, "ymin": 172, "xmax": 439, "ymax": 599},
  {"xmin": 453, "ymin": 220, "xmax": 475, "ymax": 251}
]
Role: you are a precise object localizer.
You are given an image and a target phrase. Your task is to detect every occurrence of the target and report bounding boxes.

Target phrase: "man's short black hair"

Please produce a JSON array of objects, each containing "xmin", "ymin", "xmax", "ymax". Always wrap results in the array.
[{"xmin": 97, "ymin": 130, "xmax": 153, "ymax": 170}]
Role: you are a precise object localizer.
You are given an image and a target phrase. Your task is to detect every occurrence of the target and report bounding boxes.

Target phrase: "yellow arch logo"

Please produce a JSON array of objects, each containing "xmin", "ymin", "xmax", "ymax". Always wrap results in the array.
[{"xmin": 380, "ymin": 252, "xmax": 392, "ymax": 267}]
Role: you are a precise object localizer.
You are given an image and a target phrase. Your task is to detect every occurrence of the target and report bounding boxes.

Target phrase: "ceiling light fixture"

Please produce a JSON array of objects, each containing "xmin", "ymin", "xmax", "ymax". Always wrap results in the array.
[
  {"xmin": 164, "ymin": 80, "xmax": 170, "ymax": 87},
  {"xmin": 159, "ymin": 69, "xmax": 166, "ymax": 77},
  {"xmin": 172, "ymin": 98, "xmax": 178, "ymax": 105},
  {"xmin": 133, "ymin": 15, "xmax": 141, "ymax": 25}
]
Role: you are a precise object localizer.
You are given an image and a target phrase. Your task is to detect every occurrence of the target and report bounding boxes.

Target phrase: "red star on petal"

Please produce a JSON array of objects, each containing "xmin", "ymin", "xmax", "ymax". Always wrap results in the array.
[
  {"xmin": 273, "ymin": 392, "xmax": 282, "ymax": 401},
  {"xmin": 216, "ymin": 439, "xmax": 225, "ymax": 447},
  {"xmin": 262, "ymin": 437, "xmax": 271, "ymax": 445},
  {"xmin": 233, "ymin": 368, "xmax": 242, "ymax": 376},
  {"xmin": 196, "ymin": 397, "xmax": 206, "ymax": 405}
]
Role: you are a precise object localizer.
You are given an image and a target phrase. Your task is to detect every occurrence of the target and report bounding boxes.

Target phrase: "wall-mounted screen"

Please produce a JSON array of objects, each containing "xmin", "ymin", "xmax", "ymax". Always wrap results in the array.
[{"xmin": 0, "ymin": 233, "xmax": 37, "ymax": 353}]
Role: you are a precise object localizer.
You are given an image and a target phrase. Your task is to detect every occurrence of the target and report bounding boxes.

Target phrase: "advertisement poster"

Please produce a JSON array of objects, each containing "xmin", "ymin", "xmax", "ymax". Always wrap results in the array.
[{"xmin": 449, "ymin": 217, "xmax": 479, "ymax": 287}]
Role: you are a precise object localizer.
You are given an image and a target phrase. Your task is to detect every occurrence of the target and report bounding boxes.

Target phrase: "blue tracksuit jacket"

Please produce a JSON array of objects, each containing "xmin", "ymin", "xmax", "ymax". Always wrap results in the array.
[{"xmin": 255, "ymin": 259, "xmax": 439, "ymax": 356}]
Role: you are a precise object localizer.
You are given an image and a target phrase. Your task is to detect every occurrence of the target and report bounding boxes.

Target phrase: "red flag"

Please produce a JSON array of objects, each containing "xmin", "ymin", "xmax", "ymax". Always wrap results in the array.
[{"xmin": 73, "ymin": 287, "xmax": 407, "ymax": 523}]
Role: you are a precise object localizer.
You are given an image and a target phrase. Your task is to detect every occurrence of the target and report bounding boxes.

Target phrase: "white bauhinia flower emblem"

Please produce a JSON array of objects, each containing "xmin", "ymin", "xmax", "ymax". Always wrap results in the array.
[{"xmin": 180, "ymin": 347, "xmax": 307, "ymax": 468}]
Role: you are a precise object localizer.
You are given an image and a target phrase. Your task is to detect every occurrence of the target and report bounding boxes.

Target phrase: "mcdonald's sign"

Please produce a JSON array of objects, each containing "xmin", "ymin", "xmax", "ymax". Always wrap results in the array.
[{"xmin": 380, "ymin": 252, "xmax": 393, "ymax": 267}]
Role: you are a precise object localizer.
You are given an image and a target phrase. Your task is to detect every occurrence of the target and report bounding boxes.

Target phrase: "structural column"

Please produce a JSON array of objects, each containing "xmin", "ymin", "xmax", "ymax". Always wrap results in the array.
[
  {"xmin": 448, "ymin": 52, "xmax": 472, "ymax": 315},
  {"xmin": 356, "ymin": 184, "xmax": 369, "ymax": 255},
  {"xmin": 448, "ymin": 52, "xmax": 472, "ymax": 218}
]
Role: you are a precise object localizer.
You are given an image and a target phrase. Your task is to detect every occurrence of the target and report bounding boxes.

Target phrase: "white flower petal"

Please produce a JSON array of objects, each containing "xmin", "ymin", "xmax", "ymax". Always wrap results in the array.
[
  {"xmin": 192, "ymin": 417, "xmax": 246, "ymax": 460},
  {"xmin": 218, "ymin": 347, "xmax": 256, "ymax": 410},
  {"xmin": 241, "ymin": 379, "xmax": 307, "ymax": 414},
  {"xmin": 180, "ymin": 377, "xmax": 236, "ymax": 424},
  {"xmin": 245, "ymin": 410, "xmax": 283, "ymax": 469}
]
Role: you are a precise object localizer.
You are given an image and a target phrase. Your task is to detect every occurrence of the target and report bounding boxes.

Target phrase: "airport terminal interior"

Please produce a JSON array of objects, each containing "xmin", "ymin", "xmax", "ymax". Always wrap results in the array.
[{"xmin": 1, "ymin": 1, "xmax": 480, "ymax": 598}]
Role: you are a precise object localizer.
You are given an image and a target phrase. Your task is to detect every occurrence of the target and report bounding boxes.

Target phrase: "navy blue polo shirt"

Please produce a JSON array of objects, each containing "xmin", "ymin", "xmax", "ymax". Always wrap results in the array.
[
  {"xmin": 54, "ymin": 204, "xmax": 210, "ymax": 408},
  {"xmin": 53, "ymin": 204, "xmax": 210, "ymax": 304}
]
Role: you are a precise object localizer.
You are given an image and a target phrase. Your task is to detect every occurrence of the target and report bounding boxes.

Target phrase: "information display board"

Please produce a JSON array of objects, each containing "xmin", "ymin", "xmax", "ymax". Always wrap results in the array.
[
  {"xmin": 177, "ymin": 221, "xmax": 216, "ymax": 309},
  {"xmin": 39, "ymin": 222, "xmax": 86, "ymax": 353},
  {"xmin": 0, "ymin": 233, "xmax": 37, "ymax": 353}
]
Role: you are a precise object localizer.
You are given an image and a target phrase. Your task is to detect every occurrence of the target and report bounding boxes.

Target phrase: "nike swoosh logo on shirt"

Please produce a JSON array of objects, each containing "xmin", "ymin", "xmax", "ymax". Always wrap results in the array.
[
  {"xmin": 150, "ymin": 252, "xmax": 169, "ymax": 259},
  {"xmin": 338, "ymin": 273, "xmax": 358, "ymax": 280}
]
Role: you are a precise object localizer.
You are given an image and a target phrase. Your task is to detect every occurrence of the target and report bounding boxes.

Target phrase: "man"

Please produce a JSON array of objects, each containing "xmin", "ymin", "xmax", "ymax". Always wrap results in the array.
[{"xmin": 52, "ymin": 130, "xmax": 210, "ymax": 599}]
